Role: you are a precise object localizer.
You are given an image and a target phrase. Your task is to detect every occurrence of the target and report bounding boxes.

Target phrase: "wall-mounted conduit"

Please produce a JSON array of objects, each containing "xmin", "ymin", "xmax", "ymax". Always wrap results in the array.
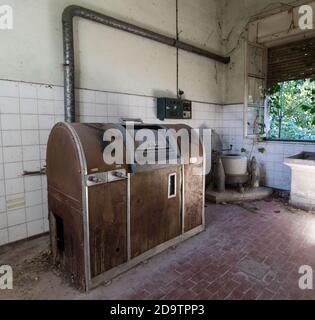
[{"xmin": 62, "ymin": 5, "xmax": 230, "ymax": 123}]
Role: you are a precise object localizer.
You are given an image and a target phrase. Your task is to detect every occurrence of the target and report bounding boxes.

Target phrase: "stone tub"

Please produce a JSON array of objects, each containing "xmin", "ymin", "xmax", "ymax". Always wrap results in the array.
[{"xmin": 284, "ymin": 152, "xmax": 315, "ymax": 211}]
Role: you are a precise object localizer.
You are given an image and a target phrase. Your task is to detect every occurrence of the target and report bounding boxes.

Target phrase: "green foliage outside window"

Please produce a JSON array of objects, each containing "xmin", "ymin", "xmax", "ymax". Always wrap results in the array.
[{"xmin": 268, "ymin": 78, "xmax": 315, "ymax": 140}]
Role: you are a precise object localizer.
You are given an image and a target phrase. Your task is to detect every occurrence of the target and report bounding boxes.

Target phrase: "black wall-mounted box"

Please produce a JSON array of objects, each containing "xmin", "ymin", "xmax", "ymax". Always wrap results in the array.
[{"xmin": 157, "ymin": 98, "xmax": 192, "ymax": 121}]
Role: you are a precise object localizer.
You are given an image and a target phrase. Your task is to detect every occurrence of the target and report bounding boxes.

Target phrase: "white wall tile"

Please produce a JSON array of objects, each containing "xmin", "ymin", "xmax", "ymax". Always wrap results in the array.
[
  {"xmin": 1, "ymin": 114, "xmax": 21, "ymax": 130},
  {"xmin": 37, "ymin": 85, "xmax": 54, "ymax": 100},
  {"xmin": 54, "ymin": 115, "xmax": 64, "ymax": 123},
  {"xmin": 20, "ymin": 98, "xmax": 38, "ymax": 114},
  {"xmin": 39, "ymin": 145, "xmax": 46, "ymax": 161},
  {"xmin": 53, "ymin": 86, "xmax": 64, "ymax": 101},
  {"xmin": 27, "ymin": 219, "xmax": 44, "ymax": 237},
  {"xmin": 79, "ymin": 103, "xmax": 95, "ymax": 116},
  {"xmin": 4, "ymin": 162, "xmax": 23, "ymax": 179},
  {"xmin": 38, "ymin": 99, "xmax": 54, "ymax": 115},
  {"xmin": 6, "ymin": 194, "xmax": 25, "ymax": 214},
  {"xmin": 220, "ymin": 104, "xmax": 315, "ymax": 190},
  {"xmin": 21, "ymin": 114, "xmax": 38, "ymax": 130},
  {"xmin": 21, "ymin": 130, "xmax": 39, "ymax": 146},
  {"xmin": 54, "ymin": 100, "xmax": 64, "ymax": 115},
  {"xmin": 0, "ymin": 163, "xmax": 4, "ymax": 180},
  {"xmin": 39, "ymin": 115, "xmax": 55, "ymax": 130},
  {"xmin": 108, "ymin": 93, "xmax": 119, "ymax": 105},
  {"xmin": 0, "ymin": 97, "xmax": 19, "ymax": 113},
  {"xmin": 23, "ymin": 160, "xmax": 41, "ymax": 172},
  {"xmin": 0, "ymin": 80, "xmax": 19, "ymax": 97},
  {"xmin": 22, "ymin": 145, "xmax": 40, "ymax": 161},
  {"xmin": 77, "ymin": 89, "xmax": 95, "ymax": 103},
  {"xmin": 8, "ymin": 224, "xmax": 27, "ymax": 242},
  {"xmin": 26, "ymin": 205, "xmax": 43, "ymax": 222},
  {"xmin": 95, "ymin": 104, "xmax": 107, "ymax": 117},
  {"xmin": 118, "ymin": 94, "xmax": 129, "ymax": 106},
  {"xmin": 95, "ymin": 91, "xmax": 107, "ymax": 104},
  {"xmin": 5, "ymin": 178, "xmax": 24, "ymax": 195},
  {"xmin": 42, "ymin": 203, "xmax": 48, "ymax": 219},
  {"xmin": 2, "ymin": 131, "xmax": 22, "ymax": 147},
  {"xmin": 0, "ymin": 197, "xmax": 6, "ymax": 213},
  {"xmin": 44, "ymin": 218, "xmax": 49, "ymax": 232},
  {"xmin": 94, "ymin": 116, "xmax": 107, "ymax": 123},
  {"xmin": 107, "ymin": 105, "xmax": 119, "ymax": 117},
  {"xmin": 41, "ymin": 176, "xmax": 47, "ymax": 189},
  {"xmin": 0, "ymin": 213, "xmax": 7, "ymax": 229},
  {"xmin": 39, "ymin": 130, "xmax": 50, "ymax": 145},
  {"xmin": 19, "ymin": 83, "xmax": 37, "ymax": 99},
  {"xmin": 25, "ymin": 190, "xmax": 42, "ymax": 207},
  {"xmin": 7, "ymin": 208, "xmax": 26, "ymax": 227},
  {"xmin": 146, "ymin": 106, "xmax": 155, "ymax": 119},
  {"xmin": 0, "ymin": 229, "xmax": 8, "ymax": 245},
  {"xmin": 3, "ymin": 146, "xmax": 23, "ymax": 163},
  {"xmin": 42, "ymin": 189, "xmax": 47, "ymax": 203},
  {"xmin": 24, "ymin": 176, "xmax": 41, "ymax": 192}
]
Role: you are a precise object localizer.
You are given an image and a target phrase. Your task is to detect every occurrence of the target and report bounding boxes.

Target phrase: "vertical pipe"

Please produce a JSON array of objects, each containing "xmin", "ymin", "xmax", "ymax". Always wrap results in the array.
[
  {"xmin": 176, "ymin": 0, "xmax": 179, "ymax": 97},
  {"xmin": 63, "ymin": 18, "xmax": 76, "ymax": 123}
]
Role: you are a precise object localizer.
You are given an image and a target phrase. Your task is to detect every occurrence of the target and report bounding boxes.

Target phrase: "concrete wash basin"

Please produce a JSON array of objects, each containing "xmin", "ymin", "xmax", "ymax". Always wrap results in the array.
[
  {"xmin": 284, "ymin": 152, "xmax": 315, "ymax": 210},
  {"xmin": 221, "ymin": 154, "xmax": 248, "ymax": 176}
]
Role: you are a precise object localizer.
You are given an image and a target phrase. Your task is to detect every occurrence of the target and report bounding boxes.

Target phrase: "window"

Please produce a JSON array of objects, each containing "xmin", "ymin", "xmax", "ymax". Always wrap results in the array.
[
  {"xmin": 266, "ymin": 38, "xmax": 315, "ymax": 141},
  {"xmin": 244, "ymin": 37, "xmax": 315, "ymax": 141},
  {"xmin": 268, "ymin": 79, "xmax": 315, "ymax": 141},
  {"xmin": 168, "ymin": 173, "xmax": 176, "ymax": 199},
  {"xmin": 244, "ymin": 42, "xmax": 268, "ymax": 137}
]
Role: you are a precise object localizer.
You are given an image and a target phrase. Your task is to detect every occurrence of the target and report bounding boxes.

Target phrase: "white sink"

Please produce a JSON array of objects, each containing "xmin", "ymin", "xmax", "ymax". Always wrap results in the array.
[
  {"xmin": 221, "ymin": 154, "xmax": 248, "ymax": 176},
  {"xmin": 284, "ymin": 152, "xmax": 315, "ymax": 210}
]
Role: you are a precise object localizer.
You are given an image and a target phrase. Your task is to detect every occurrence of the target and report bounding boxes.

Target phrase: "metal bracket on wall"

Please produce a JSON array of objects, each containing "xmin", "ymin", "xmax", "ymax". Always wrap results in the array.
[
  {"xmin": 22, "ymin": 168, "xmax": 46, "ymax": 176},
  {"xmin": 62, "ymin": 5, "xmax": 230, "ymax": 123}
]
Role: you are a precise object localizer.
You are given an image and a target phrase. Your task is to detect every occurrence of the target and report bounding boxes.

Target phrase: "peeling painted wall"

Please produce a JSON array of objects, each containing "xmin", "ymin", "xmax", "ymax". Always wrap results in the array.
[
  {"xmin": 220, "ymin": 0, "xmax": 302, "ymax": 104},
  {"xmin": 0, "ymin": 0, "xmax": 223, "ymax": 103}
]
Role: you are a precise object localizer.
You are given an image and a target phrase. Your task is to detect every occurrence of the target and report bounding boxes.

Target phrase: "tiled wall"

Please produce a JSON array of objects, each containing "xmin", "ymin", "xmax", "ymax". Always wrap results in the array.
[
  {"xmin": 1, "ymin": 80, "xmax": 314, "ymax": 246},
  {"xmin": 0, "ymin": 79, "xmax": 221, "ymax": 247},
  {"xmin": 220, "ymin": 104, "xmax": 315, "ymax": 191}
]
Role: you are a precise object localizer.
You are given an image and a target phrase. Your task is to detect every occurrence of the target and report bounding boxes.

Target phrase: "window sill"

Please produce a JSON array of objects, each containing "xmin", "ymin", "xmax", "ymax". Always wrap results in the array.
[{"xmin": 264, "ymin": 138, "xmax": 315, "ymax": 144}]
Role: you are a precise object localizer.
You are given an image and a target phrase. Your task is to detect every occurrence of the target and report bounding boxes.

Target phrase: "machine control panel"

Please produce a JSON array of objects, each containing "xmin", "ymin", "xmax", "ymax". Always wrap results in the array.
[
  {"xmin": 86, "ymin": 169, "xmax": 127, "ymax": 187},
  {"xmin": 157, "ymin": 98, "xmax": 192, "ymax": 121},
  {"xmin": 108, "ymin": 169, "xmax": 128, "ymax": 183}
]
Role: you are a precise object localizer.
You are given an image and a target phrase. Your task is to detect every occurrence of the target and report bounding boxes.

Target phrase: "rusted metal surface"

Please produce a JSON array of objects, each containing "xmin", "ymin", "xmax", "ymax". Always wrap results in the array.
[
  {"xmin": 88, "ymin": 181, "xmax": 128, "ymax": 278},
  {"xmin": 48, "ymin": 192, "xmax": 86, "ymax": 288},
  {"xmin": 183, "ymin": 164, "xmax": 204, "ymax": 232},
  {"xmin": 130, "ymin": 166, "xmax": 182, "ymax": 258},
  {"xmin": 46, "ymin": 123, "xmax": 86, "ymax": 288},
  {"xmin": 163, "ymin": 124, "xmax": 204, "ymax": 232},
  {"xmin": 62, "ymin": 5, "xmax": 230, "ymax": 122},
  {"xmin": 70, "ymin": 123, "xmax": 128, "ymax": 174},
  {"xmin": 46, "ymin": 122, "xmax": 205, "ymax": 290},
  {"xmin": 46, "ymin": 123, "xmax": 83, "ymax": 201}
]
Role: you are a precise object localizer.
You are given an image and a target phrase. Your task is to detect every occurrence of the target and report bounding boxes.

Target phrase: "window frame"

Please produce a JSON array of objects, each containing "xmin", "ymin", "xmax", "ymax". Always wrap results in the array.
[
  {"xmin": 244, "ymin": 41, "xmax": 315, "ymax": 143},
  {"xmin": 244, "ymin": 41, "xmax": 268, "ymax": 138},
  {"xmin": 266, "ymin": 78, "xmax": 315, "ymax": 143}
]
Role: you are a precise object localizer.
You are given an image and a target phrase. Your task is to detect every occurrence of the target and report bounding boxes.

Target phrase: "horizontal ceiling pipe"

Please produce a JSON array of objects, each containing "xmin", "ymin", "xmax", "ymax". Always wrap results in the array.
[{"xmin": 62, "ymin": 5, "xmax": 230, "ymax": 123}]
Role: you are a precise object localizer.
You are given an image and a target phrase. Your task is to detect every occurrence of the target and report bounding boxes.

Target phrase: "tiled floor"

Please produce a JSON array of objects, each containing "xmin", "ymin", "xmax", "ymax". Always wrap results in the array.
[{"xmin": 1, "ymin": 197, "xmax": 315, "ymax": 300}]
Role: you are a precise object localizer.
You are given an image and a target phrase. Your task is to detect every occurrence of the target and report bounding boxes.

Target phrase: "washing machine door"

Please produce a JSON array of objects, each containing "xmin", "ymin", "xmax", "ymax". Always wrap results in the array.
[{"xmin": 130, "ymin": 165, "xmax": 182, "ymax": 258}]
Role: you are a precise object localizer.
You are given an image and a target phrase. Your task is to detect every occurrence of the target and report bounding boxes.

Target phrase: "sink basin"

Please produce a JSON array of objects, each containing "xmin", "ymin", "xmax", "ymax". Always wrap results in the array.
[
  {"xmin": 284, "ymin": 152, "xmax": 315, "ymax": 210},
  {"xmin": 285, "ymin": 152, "xmax": 315, "ymax": 165},
  {"xmin": 221, "ymin": 154, "xmax": 248, "ymax": 176}
]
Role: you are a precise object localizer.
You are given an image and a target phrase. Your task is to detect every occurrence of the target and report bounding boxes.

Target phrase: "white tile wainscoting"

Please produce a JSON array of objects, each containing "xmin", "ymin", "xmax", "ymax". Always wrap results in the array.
[
  {"xmin": 220, "ymin": 104, "xmax": 315, "ymax": 192},
  {"xmin": 1, "ymin": 80, "xmax": 314, "ymax": 246},
  {"xmin": 0, "ymin": 79, "xmax": 222, "ymax": 246}
]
